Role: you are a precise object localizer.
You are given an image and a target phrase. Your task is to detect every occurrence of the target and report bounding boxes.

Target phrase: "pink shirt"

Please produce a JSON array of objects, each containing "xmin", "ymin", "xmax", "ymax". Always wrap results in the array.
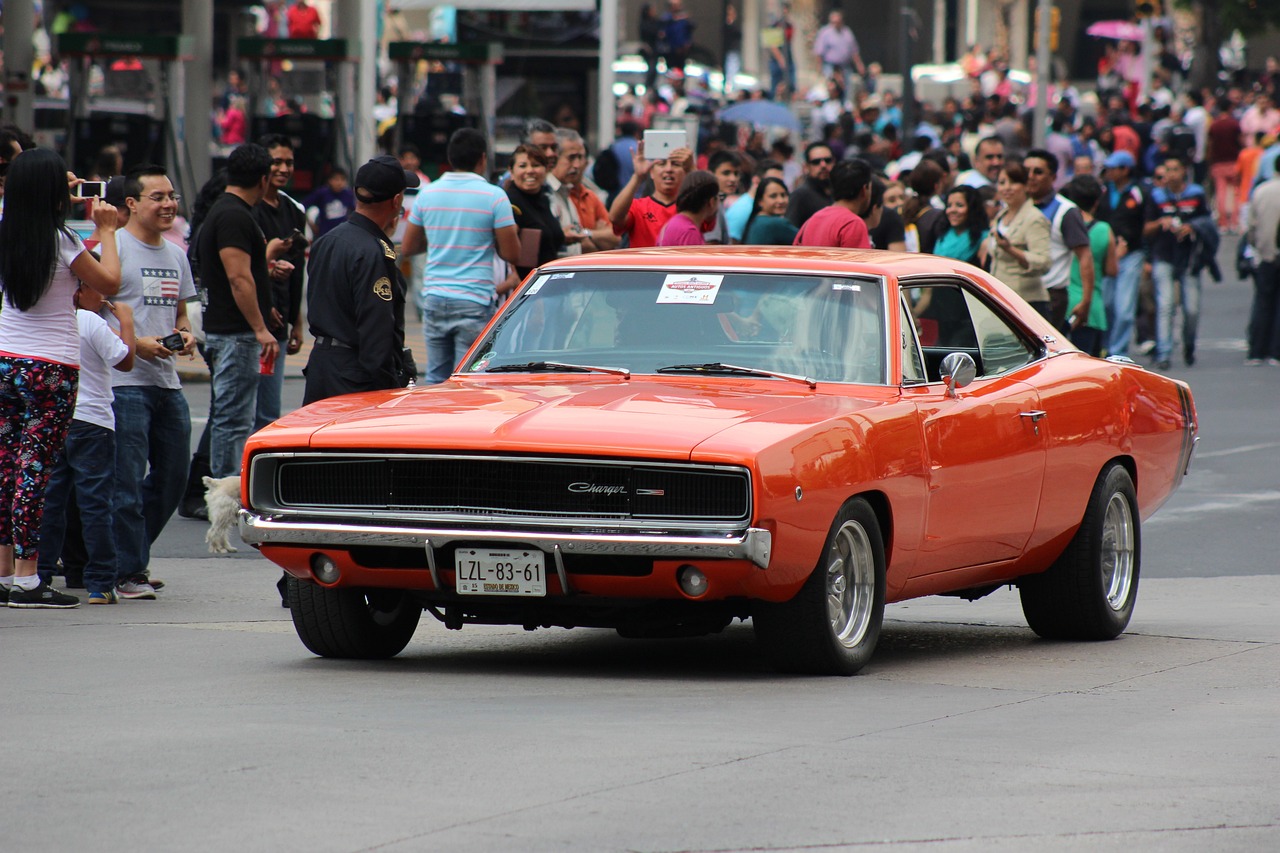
[
  {"xmin": 793, "ymin": 205, "xmax": 870, "ymax": 249},
  {"xmin": 656, "ymin": 213, "xmax": 706, "ymax": 246}
]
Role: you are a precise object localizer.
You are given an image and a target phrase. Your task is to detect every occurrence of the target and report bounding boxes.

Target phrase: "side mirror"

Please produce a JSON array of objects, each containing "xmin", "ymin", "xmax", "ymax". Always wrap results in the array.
[{"xmin": 940, "ymin": 352, "xmax": 977, "ymax": 398}]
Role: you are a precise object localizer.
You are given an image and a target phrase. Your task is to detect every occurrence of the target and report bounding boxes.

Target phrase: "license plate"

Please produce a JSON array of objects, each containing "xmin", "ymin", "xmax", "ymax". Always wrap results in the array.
[{"xmin": 454, "ymin": 548, "xmax": 547, "ymax": 596}]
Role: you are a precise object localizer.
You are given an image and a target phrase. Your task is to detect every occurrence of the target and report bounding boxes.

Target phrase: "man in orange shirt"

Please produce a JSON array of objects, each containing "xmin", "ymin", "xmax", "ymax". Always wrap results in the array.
[{"xmin": 549, "ymin": 129, "xmax": 618, "ymax": 255}]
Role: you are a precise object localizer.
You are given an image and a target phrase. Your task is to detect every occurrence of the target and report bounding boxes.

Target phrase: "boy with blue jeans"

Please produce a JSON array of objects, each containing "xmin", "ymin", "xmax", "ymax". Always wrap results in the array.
[{"xmin": 37, "ymin": 284, "xmax": 135, "ymax": 603}]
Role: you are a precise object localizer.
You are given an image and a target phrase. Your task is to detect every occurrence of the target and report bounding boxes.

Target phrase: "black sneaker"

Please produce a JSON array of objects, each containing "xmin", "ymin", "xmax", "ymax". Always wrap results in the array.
[
  {"xmin": 8, "ymin": 580, "xmax": 80, "ymax": 609},
  {"xmin": 178, "ymin": 498, "xmax": 208, "ymax": 520}
]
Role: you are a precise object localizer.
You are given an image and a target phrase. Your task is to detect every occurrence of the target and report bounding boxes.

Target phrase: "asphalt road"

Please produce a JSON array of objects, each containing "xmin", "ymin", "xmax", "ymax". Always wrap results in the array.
[{"xmin": 4, "ymin": 242, "xmax": 1278, "ymax": 851}]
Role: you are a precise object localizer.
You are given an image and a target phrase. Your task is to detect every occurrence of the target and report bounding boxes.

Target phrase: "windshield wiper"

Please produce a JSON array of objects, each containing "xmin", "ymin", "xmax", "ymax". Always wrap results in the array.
[
  {"xmin": 656, "ymin": 362, "xmax": 816, "ymax": 389},
  {"xmin": 484, "ymin": 361, "xmax": 631, "ymax": 378}
]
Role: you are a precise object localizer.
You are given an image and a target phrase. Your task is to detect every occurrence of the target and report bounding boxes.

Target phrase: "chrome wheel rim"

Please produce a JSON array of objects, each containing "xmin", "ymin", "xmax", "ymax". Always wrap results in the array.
[
  {"xmin": 826, "ymin": 520, "xmax": 876, "ymax": 648},
  {"xmin": 1100, "ymin": 492, "xmax": 1136, "ymax": 611}
]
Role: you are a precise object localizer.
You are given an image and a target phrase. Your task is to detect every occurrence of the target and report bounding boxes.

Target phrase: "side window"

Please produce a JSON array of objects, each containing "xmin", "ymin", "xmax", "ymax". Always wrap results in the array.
[
  {"xmin": 900, "ymin": 298, "xmax": 926, "ymax": 384},
  {"xmin": 903, "ymin": 281, "xmax": 1039, "ymax": 380},
  {"xmin": 961, "ymin": 290, "xmax": 1038, "ymax": 375}
]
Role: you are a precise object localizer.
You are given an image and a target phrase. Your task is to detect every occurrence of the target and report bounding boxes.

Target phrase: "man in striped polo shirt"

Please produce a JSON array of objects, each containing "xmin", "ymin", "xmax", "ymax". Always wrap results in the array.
[{"xmin": 403, "ymin": 128, "xmax": 521, "ymax": 383}]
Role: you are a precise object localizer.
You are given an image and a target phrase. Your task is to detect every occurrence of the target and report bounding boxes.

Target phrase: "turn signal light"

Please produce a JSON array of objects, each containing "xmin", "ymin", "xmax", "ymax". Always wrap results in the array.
[
  {"xmin": 310, "ymin": 553, "xmax": 340, "ymax": 584},
  {"xmin": 677, "ymin": 565, "xmax": 708, "ymax": 597}
]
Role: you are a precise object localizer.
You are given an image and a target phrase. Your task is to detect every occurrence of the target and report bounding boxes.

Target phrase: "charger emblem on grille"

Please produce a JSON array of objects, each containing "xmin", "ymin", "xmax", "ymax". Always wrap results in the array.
[{"xmin": 568, "ymin": 482, "xmax": 628, "ymax": 495}]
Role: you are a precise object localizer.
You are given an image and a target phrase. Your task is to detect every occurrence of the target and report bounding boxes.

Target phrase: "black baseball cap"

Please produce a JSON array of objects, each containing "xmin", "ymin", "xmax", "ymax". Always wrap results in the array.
[
  {"xmin": 354, "ymin": 154, "xmax": 420, "ymax": 203},
  {"xmin": 105, "ymin": 176, "xmax": 129, "ymax": 208}
]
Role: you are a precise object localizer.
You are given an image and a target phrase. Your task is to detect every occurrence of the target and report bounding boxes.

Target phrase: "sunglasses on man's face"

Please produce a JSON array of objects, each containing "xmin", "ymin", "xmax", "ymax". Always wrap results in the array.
[{"xmin": 809, "ymin": 156, "xmax": 834, "ymax": 165}]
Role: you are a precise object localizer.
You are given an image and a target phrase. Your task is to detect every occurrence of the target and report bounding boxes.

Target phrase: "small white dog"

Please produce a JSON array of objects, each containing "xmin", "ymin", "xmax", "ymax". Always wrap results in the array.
[{"xmin": 203, "ymin": 475, "xmax": 242, "ymax": 554}]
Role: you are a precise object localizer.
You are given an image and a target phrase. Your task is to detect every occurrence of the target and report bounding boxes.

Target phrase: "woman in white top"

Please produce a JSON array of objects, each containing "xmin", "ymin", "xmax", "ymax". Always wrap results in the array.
[{"xmin": 0, "ymin": 147, "xmax": 122, "ymax": 609}]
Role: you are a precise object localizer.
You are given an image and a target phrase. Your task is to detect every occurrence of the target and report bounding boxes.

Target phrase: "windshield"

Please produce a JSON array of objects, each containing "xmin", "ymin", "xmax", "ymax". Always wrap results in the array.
[{"xmin": 464, "ymin": 269, "xmax": 887, "ymax": 384}]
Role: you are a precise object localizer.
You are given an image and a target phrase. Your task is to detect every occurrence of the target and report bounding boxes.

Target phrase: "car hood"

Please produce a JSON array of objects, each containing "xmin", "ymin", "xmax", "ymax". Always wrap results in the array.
[{"xmin": 270, "ymin": 378, "xmax": 887, "ymax": 460}]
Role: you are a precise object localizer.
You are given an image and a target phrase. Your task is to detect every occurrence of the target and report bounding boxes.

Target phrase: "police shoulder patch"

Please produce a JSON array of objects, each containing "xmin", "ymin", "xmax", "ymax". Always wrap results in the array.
[{"xmin": 372, "ymin": 277, "xmax": 393, "ymax": 301}]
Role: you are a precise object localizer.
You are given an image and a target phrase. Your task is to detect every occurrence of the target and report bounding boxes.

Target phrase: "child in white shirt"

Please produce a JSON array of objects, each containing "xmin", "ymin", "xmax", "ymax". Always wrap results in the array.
[{"xmin": 36, "ymin": 284, "xmax": 134, "ymax": 603}]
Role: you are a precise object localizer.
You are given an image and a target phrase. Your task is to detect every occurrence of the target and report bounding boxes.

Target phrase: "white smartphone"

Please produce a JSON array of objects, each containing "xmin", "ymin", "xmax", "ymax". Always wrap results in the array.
[
  {"xmin": 73, "ymin": 180, "xmax": 107, "ymax": 199},
  {"xmin": 643, "ymin": 129, "xmax": 687, "ymax": 161}
]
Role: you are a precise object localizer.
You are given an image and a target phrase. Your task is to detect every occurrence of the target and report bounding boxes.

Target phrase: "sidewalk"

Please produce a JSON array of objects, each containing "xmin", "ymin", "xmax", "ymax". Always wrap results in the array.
[{"xmin": 177, "ymin": 310, "xmax": 431, "ymax": 382}]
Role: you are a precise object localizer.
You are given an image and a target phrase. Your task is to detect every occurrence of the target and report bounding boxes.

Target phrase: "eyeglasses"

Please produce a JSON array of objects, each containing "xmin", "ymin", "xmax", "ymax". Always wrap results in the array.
[
  {"xmin": 271, "ymin": 158, "xmax": 295, "ymax": 167},
  {"xmin": 137, "ymin": 193, "xmax": 181, "ymax": 203},
  {"xmin": 809, "ymin": 157, "xmax": 834, "ymax": 165}
]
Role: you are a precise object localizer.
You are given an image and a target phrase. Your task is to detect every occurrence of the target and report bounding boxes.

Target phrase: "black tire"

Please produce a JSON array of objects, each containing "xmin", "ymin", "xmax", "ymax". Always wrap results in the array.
[
  {"xmin": 754, "ymin": 498, "xmax": 886, "ymax": 676},
  {"xmin": 1020, "ymin": 463, "xmax": 1140, "ymax": 640},
  {"xmin": 287, "ymin": 577, "xmax": 422, "ymax": 659}
]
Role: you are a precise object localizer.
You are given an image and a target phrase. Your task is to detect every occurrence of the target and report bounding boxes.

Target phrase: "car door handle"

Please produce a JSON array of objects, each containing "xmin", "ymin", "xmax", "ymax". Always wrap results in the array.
[{"xmin": 1019, "ymin": 410, "xmax": 1048, "ymax": 435}]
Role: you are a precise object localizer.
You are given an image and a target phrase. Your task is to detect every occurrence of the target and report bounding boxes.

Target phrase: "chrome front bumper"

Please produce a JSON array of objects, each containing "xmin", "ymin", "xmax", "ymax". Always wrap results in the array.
[{"xmin": 238, "ymin": 511, "xmax": 773, "ymax": 569}]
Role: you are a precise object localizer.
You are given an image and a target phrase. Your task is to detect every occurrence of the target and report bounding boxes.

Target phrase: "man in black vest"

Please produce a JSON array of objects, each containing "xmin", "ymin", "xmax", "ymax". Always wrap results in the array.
[{"xmin": 302, "ymin": 155, "xmax": 420, "ymax": 405}]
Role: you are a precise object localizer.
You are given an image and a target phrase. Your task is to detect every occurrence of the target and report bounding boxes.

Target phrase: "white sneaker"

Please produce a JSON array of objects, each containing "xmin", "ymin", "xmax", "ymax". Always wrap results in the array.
[{"xmin": 116, "ymin": 579, "xmax": 157, "ymax": 600}]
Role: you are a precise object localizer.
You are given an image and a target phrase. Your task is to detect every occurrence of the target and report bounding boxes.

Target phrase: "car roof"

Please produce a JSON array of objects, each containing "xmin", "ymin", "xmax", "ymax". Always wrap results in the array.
[{"xmin": 538, "ymin": 246, "xmax": 969, "ymax": 278}]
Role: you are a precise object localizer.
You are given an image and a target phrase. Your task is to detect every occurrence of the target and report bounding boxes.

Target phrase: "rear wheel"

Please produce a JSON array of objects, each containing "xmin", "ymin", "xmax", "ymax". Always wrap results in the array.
[
  {"xmin": 287, "ymin": 577, "xmax": 422, "ymax": 659},
  {"xmin": 1020, "ymin": 463, "xmax": 1140, "ymax": 640},
  {"xmin": 754, "ymin": 498, "xmax": 886, "ymax": 676}
]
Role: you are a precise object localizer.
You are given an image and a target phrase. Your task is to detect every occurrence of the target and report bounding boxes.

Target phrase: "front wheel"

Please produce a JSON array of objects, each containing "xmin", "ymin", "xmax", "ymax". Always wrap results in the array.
[
  {"xmin": 1020, "ymin": 463, "xmax": 1140, "ymax": 640},
  {"xmin": 754, "ymin": 498, "xmax": 886, "ymax": 676},
  {"xmin": 287, "ymin": 577, "xmax": 422, "ymax": 659}
]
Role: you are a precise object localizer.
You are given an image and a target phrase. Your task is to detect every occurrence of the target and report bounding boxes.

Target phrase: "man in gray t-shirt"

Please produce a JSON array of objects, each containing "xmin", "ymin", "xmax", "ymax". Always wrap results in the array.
[{"xmin": 107, "ymin": 166, "xmax": 199, "ymax": 596}]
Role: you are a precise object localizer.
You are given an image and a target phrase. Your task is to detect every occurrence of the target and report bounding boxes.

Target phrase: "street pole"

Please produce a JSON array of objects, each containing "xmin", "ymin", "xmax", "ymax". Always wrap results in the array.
[
  {"xmin": 2, "ymin": 0, "xmax": 35, "ymax": 133},
  {"xmin": 1032, "ymin": 0, "xmax": 1051, "ymax": 148},
  {"xmin": 597, "ymin": 0, "xmax": 618, "ymax": 153},
  {"xmin": 900, "ymin": 2, "xmax": 916, "ymax": 138}
]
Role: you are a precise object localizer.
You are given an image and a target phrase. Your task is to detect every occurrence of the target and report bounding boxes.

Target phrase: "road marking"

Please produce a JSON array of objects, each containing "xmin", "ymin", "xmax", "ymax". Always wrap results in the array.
[
  {"xmin": 147, "ymin": 621, "xmax": 295, "ymax": 633},
  {"xmin": 1147, "ymin": 490, "xmax": 1280, "ymax": 523},
  {"xmin": 1195, "ymin": 441, "xmax": 1280, "ymax": 460}
]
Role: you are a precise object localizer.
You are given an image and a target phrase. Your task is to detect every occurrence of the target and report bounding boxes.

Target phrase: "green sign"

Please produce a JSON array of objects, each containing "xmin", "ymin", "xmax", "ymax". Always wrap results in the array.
[
  {"xmin": 56, "ymin": 33, "xmax": 194, "ymax": 59},
  {"xmin": 236, "ymin": 38, "xmax": 351, "ymax": 61},
  {"xmin": 387, "ymin": 41, "xmax": 502, "ymax": 64}
]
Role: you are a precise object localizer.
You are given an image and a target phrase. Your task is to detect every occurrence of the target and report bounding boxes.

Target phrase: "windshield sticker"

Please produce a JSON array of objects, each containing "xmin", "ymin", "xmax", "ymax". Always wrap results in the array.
[
  {"xmin": 526, "ymin": 275, "xmax": 549, "ymax": 295},
  {"xmin": 549, "ymin": 273, "xmax": 575, "ymax": 280},
  {"xmin": 657, "ymin": 273, "xmax": 724, "ymax": 305},
  {"xmin": 832, "ymin": 282, "xmax": 862, "ymax": 292}
]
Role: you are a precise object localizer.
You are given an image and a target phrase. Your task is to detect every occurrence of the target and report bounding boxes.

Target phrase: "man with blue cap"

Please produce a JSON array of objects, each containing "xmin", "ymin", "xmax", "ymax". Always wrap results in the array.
[{"xmin": 1097, "ymin": 149, "xmax": 1146, "ymax": 356}]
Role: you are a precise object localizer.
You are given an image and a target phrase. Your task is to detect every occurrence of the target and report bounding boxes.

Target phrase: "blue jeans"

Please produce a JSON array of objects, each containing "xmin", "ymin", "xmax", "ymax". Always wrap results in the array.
[
  {"xmin": 424, "ymin": 295, "xmax": 494, "ymax": 384},
  {"xmin": 206, "ymin": 331, "xmax": 261, "ymax": 477},
  {"xmin": 254, "ymin": 346, "xmax": 285, "ymax": 431},
  {"xmin": 37, "ymin": 421, "xmax": 117, "ymax": 593},
  {"xmin": 112, "ymin": 385, "xmax": 191, "ymax": 582},
  {"xmin": 1248, "ymin": 260, "xmax": 1280, "ymax": 360},
  {"xmin": 1106, "ymin": 251, "xmax": 1143, "ymax": 357},
  {"xmin": 1152, "ymin": 261, "xmax": 1201, "ymax": 363}
]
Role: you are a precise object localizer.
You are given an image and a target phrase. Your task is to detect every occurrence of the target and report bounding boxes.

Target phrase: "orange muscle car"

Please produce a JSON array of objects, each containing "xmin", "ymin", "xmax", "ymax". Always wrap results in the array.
[{"xmin": 240, "ymin": 248, "xmax": 1197, "ymax": 675}]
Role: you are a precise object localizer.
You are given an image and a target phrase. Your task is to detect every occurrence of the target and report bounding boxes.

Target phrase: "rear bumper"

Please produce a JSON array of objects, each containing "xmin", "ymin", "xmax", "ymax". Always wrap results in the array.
[{"xmin": 238, "ymin": 511, "xmax": 773, "ymax": 569}]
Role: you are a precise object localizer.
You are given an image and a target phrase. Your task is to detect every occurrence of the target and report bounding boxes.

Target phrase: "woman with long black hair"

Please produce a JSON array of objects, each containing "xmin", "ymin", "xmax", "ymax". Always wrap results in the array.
[
  {"xmin": 0, "ymin": 148, "xmax": 122, "ymax": 609},
  {"xmin": 743, "ymin": 176, "xmax": 799, "ymax": 245},
  {"xmin": 933, "ymin": 184, "xmax": 990, "ymax": 265}
]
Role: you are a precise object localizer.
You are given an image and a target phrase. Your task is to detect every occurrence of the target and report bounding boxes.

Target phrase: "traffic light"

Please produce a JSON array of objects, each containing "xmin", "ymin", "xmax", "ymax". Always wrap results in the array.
[
  {"xmin": 1135, "ymin": 0, "xmax": 1161, "ymax": 18},
  {"xmin": 1029, "ymin": 7, "xmax": 1059, "ymax": 53}
]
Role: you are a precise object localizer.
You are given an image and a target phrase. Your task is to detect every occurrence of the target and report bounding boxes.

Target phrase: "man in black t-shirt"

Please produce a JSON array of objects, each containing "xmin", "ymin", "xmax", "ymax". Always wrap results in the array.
[
  {"xmin": 786, "ymin": 142, "xmax": 834, "ymax": 228},
  {"xmin": 251, "ymin": 133, "xmax": 308, "ymax": 430},
  {"xmin": 197, "ymin": 143, "xmax": 289, "ymax": 478}
]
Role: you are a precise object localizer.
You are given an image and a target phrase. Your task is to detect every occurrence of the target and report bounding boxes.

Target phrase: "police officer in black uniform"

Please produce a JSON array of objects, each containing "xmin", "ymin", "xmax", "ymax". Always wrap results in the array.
[{"xmin": 302, "ymin": 155, "xmax": 420, "ymax": 405}]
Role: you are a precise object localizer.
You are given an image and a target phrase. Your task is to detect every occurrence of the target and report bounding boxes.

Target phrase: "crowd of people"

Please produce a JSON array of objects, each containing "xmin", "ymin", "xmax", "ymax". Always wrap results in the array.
[{"xmin": 6, "ymin": 7, "xmax": 1280, "ymax": 609}]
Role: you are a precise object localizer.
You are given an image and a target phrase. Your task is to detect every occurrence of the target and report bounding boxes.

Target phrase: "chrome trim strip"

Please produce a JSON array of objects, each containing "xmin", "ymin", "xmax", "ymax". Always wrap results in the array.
[
  {"xmin": 424, "ymin": 538, "xmax": 440, "ymax": 590},
  {"xmin": 553, "ymin": 544, "xmax": 571, "ymax": 593},
  {"xmin": 238, "ymin": 511, "xmax": 773, "ymax": 569}
]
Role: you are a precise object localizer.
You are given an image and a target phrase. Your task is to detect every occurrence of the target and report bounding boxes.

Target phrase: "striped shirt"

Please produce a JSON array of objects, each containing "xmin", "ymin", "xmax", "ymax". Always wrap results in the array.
[{"xmin": 408, "ymin": 171, "xmax": 515, "ymax": 306}]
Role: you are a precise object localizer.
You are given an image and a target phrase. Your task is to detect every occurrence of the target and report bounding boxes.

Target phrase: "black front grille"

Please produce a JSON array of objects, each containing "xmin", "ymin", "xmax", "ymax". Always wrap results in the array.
[{"xmin": 274, "ymin": 456, "xmax": 750, "ymax": 522}]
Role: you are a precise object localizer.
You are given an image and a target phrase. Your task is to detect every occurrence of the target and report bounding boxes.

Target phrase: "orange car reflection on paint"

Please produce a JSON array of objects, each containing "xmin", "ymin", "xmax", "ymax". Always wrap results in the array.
[{"xmin": 240, "ymin": 248, "xmax": 1197, "ymax": 675}]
